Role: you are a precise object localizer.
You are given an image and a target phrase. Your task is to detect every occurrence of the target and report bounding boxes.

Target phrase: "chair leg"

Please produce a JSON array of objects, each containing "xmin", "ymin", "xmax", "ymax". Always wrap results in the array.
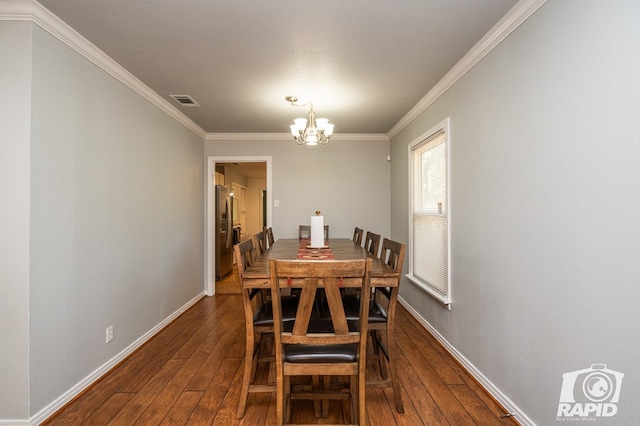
[
  {"xmin": 236, "ymin": 328, "xmax": 255, "ymax": 418},
  {"xmin": 385, "ymin": 328, "xmax": 404, "ymax": 413},
  {"xmin": 312, "ymin": 375, "xmax": 322, "ymax": 418},
  {"xmin": 284, "ymin": 375, "xmax": 292, "ymax": 424},
  {"xmin": 373, "ymin": 330, "xmax": 388, "ymax": 379},
  {"xmin": 358, "ymin": 370, "xmax": 367, "ymax": 425},
  {"xmin": 322, "ymin": 375, "xmax": 331, "ymax": 417},
  {"xmin": 348, "ymin": 376, "xmax": 356, "ymax": 425},
  {"xmin": 250, "ymin": 332, "xmax": 263, "ymax": 382}
]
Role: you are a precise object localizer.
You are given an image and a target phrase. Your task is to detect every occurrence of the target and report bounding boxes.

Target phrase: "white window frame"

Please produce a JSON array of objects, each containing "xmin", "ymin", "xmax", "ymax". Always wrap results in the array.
[{"xmin": 407, "ymin": 118, "xmax": 451, "ymax": 308}]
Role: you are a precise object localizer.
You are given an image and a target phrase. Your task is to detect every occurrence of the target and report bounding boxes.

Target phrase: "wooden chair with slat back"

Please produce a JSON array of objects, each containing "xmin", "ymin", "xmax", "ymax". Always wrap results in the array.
[
  {"xmin": 298, "ymin": 225, "xmax": 329, "ymax": 240},
  {"xmin": 371, "ymin": 238, "xmax": 406, "ymax": 412},
  {"xmin": 298, "ymin": 225, "xmax": 310, "ymax": 239},
  {"xmin": 265, "ymin": 227, "xmax": 275, "ymax": 248},
  {"xmin": 253, "ymin": 231, "xmax": 267, "ymax": 256},
  {"xmin": 353, "ymin": 227, "xmax": 364, "ymax": 246},
  {"xmin": 363, "ymin": 231, "xmax": 381, "ymax": 257},
  {"xmin": 270, "ymin": 258, "xmax": 372, "ymax": 426},
  {"xmin": 235, "ymin": 240, "xmax": 300, "ymax": 419},
  {"xmin": 343, "ymin": 238, "xmax": 406, "ymax": 413},
  {"xmin": 235, "ymin": 239, "xmax": 271, "ymax": 418}
]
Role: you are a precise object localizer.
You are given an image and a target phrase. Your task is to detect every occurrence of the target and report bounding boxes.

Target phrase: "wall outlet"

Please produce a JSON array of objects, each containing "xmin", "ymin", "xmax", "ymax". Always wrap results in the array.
[{"xmin": 106, "ymin": 325, "xmax": 113, "ymax": 343}]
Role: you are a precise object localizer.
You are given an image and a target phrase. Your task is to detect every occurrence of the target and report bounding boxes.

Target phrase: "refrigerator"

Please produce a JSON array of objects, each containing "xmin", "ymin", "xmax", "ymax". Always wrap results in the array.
[{"xmin": 215, "ymin": 185, "xmax": 234, "ymax": 279}]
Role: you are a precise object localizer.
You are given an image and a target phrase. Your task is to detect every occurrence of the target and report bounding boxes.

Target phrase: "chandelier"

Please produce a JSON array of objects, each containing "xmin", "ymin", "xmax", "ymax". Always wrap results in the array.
[{"xmin": 286, "ymin": 96, "xmax": 334, "ymax": 145}]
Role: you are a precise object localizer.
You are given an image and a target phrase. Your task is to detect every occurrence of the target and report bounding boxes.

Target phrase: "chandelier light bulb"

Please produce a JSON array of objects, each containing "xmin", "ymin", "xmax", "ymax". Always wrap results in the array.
[
  {"xmin": 294, "ymin": 118, "xmax": 307, "ymax": 129},
  {"xmin": 324, "ymin": 123, "xmax": 334, "ymax": 136},
  {"xmin": 316, "ymin": 118, "xmax": 329, "ymax": 129}
]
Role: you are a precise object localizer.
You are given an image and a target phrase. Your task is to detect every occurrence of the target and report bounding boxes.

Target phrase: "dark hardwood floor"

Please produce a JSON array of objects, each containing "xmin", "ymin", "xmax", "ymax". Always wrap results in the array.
[{"xmin": 44, "ymin": 270, "xmax": 519, "ymax": 425}]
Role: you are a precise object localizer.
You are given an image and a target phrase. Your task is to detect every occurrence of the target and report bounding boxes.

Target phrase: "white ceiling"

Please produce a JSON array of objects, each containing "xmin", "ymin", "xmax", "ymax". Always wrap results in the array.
[{"xmin": 36, "ymin": 0, "xmax": 518, "ymax": 135}]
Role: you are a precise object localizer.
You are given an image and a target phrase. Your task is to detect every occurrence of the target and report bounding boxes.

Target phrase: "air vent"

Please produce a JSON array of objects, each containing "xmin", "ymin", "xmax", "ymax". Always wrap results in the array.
[{"xmin": 169, "ymin": 95, "xmax": 200, "ymax": 107}]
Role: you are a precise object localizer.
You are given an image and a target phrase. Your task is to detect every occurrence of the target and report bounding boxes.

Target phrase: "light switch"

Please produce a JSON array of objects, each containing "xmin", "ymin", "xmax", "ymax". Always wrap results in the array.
[{"xmin": 274, "ymin": 199, "xmax": 280, "ymax": 207}]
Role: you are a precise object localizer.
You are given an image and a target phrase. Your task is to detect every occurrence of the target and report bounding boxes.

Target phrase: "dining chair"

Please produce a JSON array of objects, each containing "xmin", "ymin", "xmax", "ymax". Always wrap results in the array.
[
  {"xmin": 298, "ymin": 224, "xmax": 329, "ymax": 240},
  {"xmin": 253, "ymin": 231, "xmax": 267, "ymax": 256},
  {"xmin": 269, "ymin": 258, "xmax": 372, "ymax": 425},
  {"xmin": 235, "ymin": 239, "xmax": 299, "ymax": 419},
  {"xmin": 265, "ymin": 226, "xmax": 275, "ymax": 248},
  {"xmin": 343, "ymin": 238, "xmax": 406, "ymax": 413},
  {"xmin": 298, "ymin": 225, "xmax": 310, "ymax": 239},
  {"xmin": 353, "ymin": 227, "xmax": 364, "ymax": 246},
  {"xmin": 363, "ymin": 231, "xmax": 381, "ymax": 257}
]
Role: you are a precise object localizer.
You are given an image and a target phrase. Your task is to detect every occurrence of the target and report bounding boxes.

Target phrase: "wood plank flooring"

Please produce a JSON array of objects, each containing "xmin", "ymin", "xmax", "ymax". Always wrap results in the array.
[{"xmin": 44, "ymin": 270, "xmax": 519, "ymax": 425}]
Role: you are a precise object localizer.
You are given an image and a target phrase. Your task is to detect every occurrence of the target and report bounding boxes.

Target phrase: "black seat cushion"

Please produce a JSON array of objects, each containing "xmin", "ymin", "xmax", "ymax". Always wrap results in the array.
[
  {"xmin": 368, "ymin": 300, "xmax": 388, "ymax": 323},
  {"xmin": 253, "ymin": 297, "xmax": 300, "ymax": 327},
  {"xmin": 282, "ymin": 317, "xmax": 360, "ymax": 362},
  {"xmin": 284, "ymin": 343, "xmax": 358, "ymax": 363},
  {"xmin": 342, "ymin": 295, "xmax": 388, "ymax": 324}
]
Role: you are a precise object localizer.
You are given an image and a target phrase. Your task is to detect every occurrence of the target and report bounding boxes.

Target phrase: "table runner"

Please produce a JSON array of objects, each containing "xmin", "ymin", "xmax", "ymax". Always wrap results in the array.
[{"xmin": 296, "ymin": 239, "xmax": 334, "ymax": 260}]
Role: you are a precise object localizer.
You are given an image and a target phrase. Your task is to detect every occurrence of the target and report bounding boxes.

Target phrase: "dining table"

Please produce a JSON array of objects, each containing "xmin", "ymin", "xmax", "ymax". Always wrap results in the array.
[{"xmin": 241, "ymin": 238, "xmax": 399, "ymax": 288}]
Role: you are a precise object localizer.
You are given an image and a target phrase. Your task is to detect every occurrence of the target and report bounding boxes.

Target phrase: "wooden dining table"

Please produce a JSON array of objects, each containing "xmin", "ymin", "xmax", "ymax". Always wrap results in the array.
[{"xmin": 242, "ymin": 238, "xmax": 399, "ymax": 288}]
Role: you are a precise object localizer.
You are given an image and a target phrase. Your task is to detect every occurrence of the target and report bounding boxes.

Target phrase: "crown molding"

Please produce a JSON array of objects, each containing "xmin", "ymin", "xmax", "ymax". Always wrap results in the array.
[
  {"xmin": 3, "ymin": 0, "xmax": 546, "ymax": 143},
  {"xmin": 1, "ymin": 0, "xmax": 208, "ymax": 139},
  {"xmin": 205, "ymin": 133, "xmax": 389, "ymax": 142},
  {"xmin": 387, "ymin": 0, "xmax": 548, "ymax": 139}
]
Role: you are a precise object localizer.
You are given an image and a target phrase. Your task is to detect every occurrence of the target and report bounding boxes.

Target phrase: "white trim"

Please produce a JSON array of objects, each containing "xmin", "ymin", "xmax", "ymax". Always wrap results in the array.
[
  {"xmin": 205, "ymin": 133, "xmax": 389, "ymax": 142},
  {"xmin": 388, "ymin": 0, "xmax": 547, "ymax": 138},
  {"xmin": 29, "ymin": 292, "xmax": 205, "ymax": 426},
  {"xmin": 405, "ymin": 274, "xmax": 451, "ymax": 309},
  {"xmin": 397, "ymin": 296, "xmax": 535, "ymax": 426},
  {"xmin": 0, "ymin": 0, "xmax": 207, "ymax": 140},
  {"xmin": 206, "ymin": 156, "xmax": 272, "ymax": 296},
  {"xmin": 206, "ymin": 160, "xmax": 215, "ymax": 296}
]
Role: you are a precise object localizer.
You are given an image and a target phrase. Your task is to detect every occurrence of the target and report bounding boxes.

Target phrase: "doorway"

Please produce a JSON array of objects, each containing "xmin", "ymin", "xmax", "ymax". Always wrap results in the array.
[{"xmin": 206, "ymin": 156, "xmax": 272, "ymax": 295}]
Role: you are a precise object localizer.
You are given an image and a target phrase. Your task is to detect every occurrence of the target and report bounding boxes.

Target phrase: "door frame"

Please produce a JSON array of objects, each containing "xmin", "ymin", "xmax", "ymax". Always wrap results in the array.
[{"xmin": 206, "ymin": 156, "xmax": 272, "ymax": 295}]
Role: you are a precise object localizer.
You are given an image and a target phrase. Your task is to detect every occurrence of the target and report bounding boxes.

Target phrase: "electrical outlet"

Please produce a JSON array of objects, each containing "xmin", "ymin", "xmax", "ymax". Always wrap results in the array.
[{"xmin": 106, "ymin": 325, "xmax": 113, "ymax": 343}]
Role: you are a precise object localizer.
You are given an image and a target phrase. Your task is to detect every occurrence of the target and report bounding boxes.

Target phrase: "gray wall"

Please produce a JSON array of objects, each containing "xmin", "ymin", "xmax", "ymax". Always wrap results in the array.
[
  {"xmin": 0, "ymin": 21, "xmax": 32, "ymax": 421},
  {"xmin": 1, "ymin": 23, "xmax": 206, "ymax": 419},
  {"xmin": 206, "ymin": 137, "xmax": 391, "ymax": 241},
  {"xmin": 390, "ymin": 1, "xmax": 640, "ymax": 424},
  {"xmin": 5, "ymin": 1, "xmax": 638, "ymax": 424}
]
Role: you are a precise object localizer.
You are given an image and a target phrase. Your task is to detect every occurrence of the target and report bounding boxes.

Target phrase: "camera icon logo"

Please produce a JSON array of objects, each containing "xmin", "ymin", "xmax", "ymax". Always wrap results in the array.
[{"xmin": 557, "ymin": 364, "xmax": 624, "ymax": 418}]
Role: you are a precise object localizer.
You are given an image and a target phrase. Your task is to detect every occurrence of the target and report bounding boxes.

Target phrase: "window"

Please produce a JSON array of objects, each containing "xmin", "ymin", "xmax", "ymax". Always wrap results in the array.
[{"xmin": 407, "ymin": 118, "xmax": 451, "ymax": 307}]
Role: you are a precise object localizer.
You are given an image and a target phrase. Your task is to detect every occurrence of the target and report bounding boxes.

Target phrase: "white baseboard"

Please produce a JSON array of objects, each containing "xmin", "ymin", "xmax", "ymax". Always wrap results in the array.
[
  {"xmin": 397, "ymin": 296, "xmax": 535, "ymax": 426},
  {"xmin": 28, "ymin": 292, "xmax": 205, "ymax": 426},
  {"xmin": 0, "ymin": 420, "xmax": 29, "ymax": 426}
]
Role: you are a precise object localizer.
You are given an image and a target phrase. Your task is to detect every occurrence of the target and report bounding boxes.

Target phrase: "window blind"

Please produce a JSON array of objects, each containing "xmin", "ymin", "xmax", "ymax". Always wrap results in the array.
[{"xmin": 410, "ymin": 126, "xmax": 449, "ymax": 303}]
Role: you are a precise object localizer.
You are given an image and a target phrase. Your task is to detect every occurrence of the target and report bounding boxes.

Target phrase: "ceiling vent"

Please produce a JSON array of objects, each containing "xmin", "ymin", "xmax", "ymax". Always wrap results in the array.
[{"xmin": 169, "ymin": 95, "xmax": 200, "ymax": 107}]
